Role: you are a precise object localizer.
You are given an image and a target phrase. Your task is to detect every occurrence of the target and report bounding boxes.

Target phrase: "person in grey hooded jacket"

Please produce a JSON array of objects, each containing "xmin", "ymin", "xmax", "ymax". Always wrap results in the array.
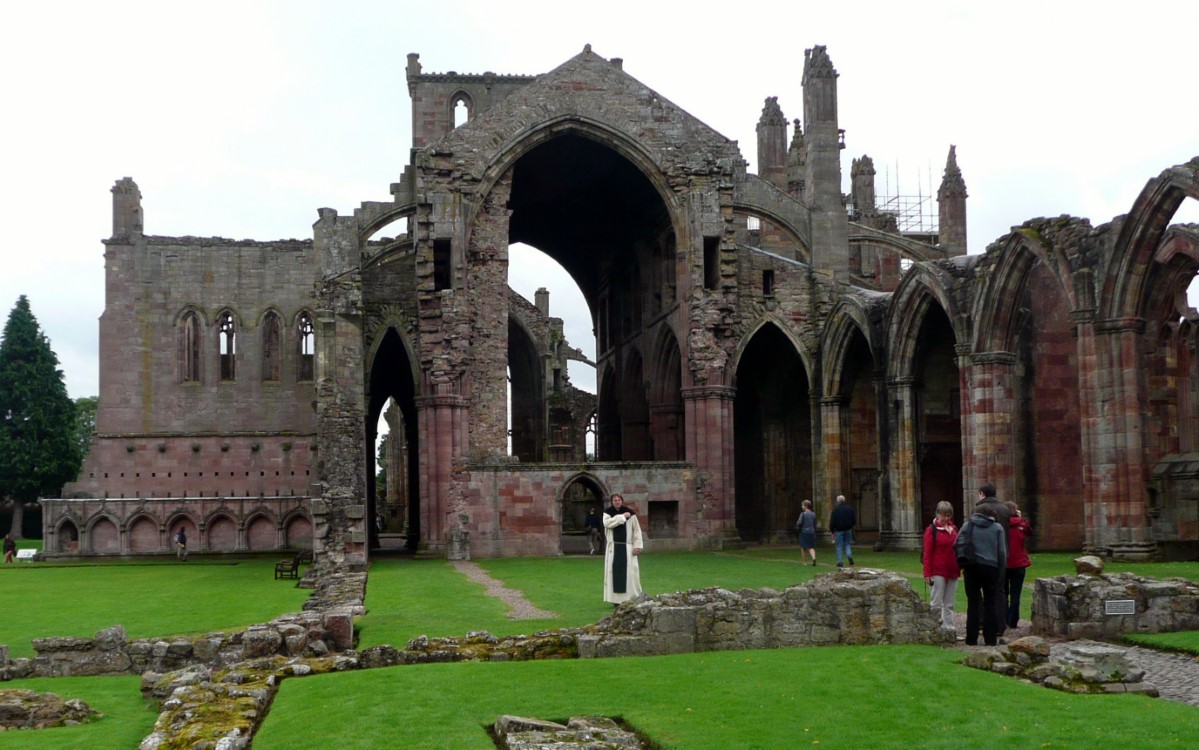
[{"xmin": 956, "ymin": 511, "xmax": 1007, "ymax": 646}]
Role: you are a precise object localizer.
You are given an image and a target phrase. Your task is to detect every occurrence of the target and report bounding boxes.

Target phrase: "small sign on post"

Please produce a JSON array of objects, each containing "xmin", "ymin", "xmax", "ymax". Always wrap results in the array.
[{"xmin": 1104, "ymin": 599, "xmax": 1136, "ymax": 616}]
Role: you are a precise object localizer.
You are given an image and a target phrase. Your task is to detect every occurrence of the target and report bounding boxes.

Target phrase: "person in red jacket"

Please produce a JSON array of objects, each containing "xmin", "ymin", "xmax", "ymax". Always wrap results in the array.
[
  {"xmin": 1004, "ymin": 501, "xmax": 1033, "ymax": 630},
  {"xmin": 922, "ymin": 501, "xmax": 961, "ymax": 631}
]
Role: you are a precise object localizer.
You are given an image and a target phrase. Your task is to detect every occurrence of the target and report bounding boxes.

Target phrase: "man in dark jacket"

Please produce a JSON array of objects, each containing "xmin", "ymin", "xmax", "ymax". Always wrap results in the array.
[
  {"xmin": 975, "ymin": 484, "xmax": 1012, "ymax": 635},
  {"xmin": 829, "ymin": 494, "xmax": 856, "ymax": 567},
  {"xmin": 956, "ymin": 510, "xmax": 1007, "ymax": 646}
]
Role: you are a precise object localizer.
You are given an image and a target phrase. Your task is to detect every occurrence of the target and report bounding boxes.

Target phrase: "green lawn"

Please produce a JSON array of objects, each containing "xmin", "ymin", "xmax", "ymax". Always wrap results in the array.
[
  {"xmin": 3, "ymin": 548, "xmax": 1198, "ymax": 748},
  {"xmin": 255, "ymin": 645, "xmax": 1199, "ymax": 749},
  {"xmin": 0, "ymin": 557, "xmax": 311, "ymax": 658},
  {"xmin": 0, "ymin": 675, "xmax": 156, "ymax": 750}
]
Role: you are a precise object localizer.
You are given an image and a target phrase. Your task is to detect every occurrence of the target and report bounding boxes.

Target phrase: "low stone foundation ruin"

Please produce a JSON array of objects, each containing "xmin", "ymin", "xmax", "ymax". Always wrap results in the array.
[
  {"xmin": 579, "ymin": 568, "xmax": 954, "ymax": 658},
  {"xmin": 0, "ymin": 571, "xmax": 364, "ymax": 681},
  {"xmin": 1032, "ymin": 561, "xmax": 1199, "ymax": 639}
]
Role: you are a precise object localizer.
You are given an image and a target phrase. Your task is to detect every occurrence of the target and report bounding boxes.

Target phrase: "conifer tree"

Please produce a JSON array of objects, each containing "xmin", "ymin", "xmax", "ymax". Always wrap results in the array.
[{"xmin": 0, "ymin": 296, "xmax": 81, "ymax": 537}]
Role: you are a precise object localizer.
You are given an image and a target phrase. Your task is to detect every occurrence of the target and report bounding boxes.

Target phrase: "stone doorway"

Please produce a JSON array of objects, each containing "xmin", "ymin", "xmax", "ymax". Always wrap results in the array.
[{"xmin": 558, "ymin": 474, "xmax": 606, "ymax": 555}]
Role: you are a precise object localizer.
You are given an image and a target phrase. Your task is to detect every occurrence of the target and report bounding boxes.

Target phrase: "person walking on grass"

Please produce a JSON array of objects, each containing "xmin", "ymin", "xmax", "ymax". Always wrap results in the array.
[
  {"xmin": 175, "ymin": 527, "xmax": 188, "ymax": 561},
  {"xmin": 829, "ymin": 494, "xmax": 856, "ymax": 567},
  {"xmin": 585, "ymin": 507, "xmax": 603, "ymax": 555},
  {"xmin": 922, "ymin": 501, "xmax": 960, "ymax": 632},
  {"xmin": 3, "ymin": 533, "xmax": 15, "ymax": 563},
  {"xmin": 1004, "ymin": 500, "xmax": 1033, "ymax": 630},
  {"xmin": 796, "ymin": 500, "xmax": 818, "ymax": 566}
]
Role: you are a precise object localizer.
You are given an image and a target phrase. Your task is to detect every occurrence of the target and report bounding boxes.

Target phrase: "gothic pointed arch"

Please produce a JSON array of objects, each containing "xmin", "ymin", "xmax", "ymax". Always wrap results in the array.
[
  {"xmin": 733, "ymin": 320, "xmax": 813, "ymax": 542},
  {"xmin": 885, "ymin": 264, "xmax": 967, "ymax": 380},
  {"xmin": 1102, "ymin": 159, "xmax": 1199, "ymax": 321},
  {"xmin": 176, "ymin": 306, "xmax": 205, "ymax": 383},
  {"xmin": 819, "ymin": 297, "xmax": 885, "ymax": 533},
  {"xmin": 260, "ymin": 308, "xmax": 283, "ymax": 382},
  {"xmin": 648, "ymin": 324, "xmax": 685, "ymax": 461},
  {"xmin": 970, "ymin": 230, "xmax": 1075, "ymax": 355}
]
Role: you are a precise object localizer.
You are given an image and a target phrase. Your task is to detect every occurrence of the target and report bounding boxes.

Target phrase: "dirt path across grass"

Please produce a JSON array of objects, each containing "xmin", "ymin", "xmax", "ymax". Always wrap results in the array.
[{"xmin": 451, "ymin": 560, "xmax": 558, "ymax": 620}]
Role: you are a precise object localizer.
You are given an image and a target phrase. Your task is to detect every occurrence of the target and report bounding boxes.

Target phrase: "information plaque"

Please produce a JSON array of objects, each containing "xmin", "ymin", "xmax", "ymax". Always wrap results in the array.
[{"xmin": 1104, "ymin": 599, "xmax": 1136, "ymax": 616}]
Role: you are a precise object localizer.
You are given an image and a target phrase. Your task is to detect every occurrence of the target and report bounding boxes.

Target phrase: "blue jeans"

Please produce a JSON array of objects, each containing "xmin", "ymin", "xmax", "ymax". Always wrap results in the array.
[{"xmin": 834, "ymin": 530, "xmax": 853, "ymax": 564}]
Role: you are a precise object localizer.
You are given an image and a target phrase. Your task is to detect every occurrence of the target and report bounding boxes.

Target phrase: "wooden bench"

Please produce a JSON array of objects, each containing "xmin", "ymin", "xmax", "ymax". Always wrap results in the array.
[{"xmin": 274, "ymin": 550, "xmax": 312, "ymax": 579}]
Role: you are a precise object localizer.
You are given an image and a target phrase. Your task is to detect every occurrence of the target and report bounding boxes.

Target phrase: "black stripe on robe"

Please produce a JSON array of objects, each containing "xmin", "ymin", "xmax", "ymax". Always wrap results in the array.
[{"xmin": 605, "ymin": 506, "xmax": 628, "ymax": 594}]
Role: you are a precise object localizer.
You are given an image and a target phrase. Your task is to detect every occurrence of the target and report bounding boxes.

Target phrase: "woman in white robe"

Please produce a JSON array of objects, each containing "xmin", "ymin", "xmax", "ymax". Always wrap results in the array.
[{"xmin": 603, "ymin": 493, "xmax": 644, "ymax": 604}]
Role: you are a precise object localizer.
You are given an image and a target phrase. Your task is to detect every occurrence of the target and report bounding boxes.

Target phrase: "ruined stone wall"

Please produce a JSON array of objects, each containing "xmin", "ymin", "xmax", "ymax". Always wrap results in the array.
[
  {"xmin": 68, "ymin": 234, "xmax": 320, "ymax": 502},
  {"xmin": 457, "ymin": 462, "xmax": 699, "ymax": 557},
  {"xmin": 40, "ymin": 496, "xmax": 311, "ymax": 557}
]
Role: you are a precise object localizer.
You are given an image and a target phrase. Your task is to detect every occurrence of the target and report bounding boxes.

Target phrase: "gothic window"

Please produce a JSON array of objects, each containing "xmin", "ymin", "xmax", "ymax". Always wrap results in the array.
[
  {"xmin": 262, "ymin": 311, "xmax": 282, "ymax": 382},
  {"xmin": 218, "ymin": 310, "xmax": 236, "ymax": 381},
  {"xmin": 452, "ymin": 91, "xmax": 472, "ymax": 128},
  {"xmin": 297, "ymin": 312, "xmax": 315, "ymax": 382},
  {"xmin": 180, "ymin": 311, "xmax": 201, "ymax": 382}
]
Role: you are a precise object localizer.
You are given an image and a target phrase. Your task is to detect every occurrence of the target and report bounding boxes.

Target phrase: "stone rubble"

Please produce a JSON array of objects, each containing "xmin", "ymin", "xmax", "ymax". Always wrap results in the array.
[
  {"xmin": 962, "ymin": 636, "xmax": 1159, "ymax": 696},
  {"xmin": 0, "ymin": 688, "xmax": 98, "ymax": 730},
  {"xmin": 495, "ymin": 715, "xmax": 647, "ymax": 749}
]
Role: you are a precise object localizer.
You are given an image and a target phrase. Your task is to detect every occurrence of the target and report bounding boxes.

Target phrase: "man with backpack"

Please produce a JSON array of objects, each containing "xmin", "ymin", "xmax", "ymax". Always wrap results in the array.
[
  {"xmin": 975, "ymin": 484, "xmax": 1012, "ymax": 635},
  {"xmin": 954, "ymin": 496, "xmax": 1007, "ymax": 646}
]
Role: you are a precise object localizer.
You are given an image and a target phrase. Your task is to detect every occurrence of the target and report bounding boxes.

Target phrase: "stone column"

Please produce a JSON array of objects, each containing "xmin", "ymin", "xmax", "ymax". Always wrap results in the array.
[
  {"xmin": 819, "ymin": 396, "xmax": 846, "ymax": 504},
  {"xmin": 683, "ymin": 385, "xmax": 736, "ymax": 532},
  {"xmin": 962, "ymin": 351, "xmax": 1019, "ymax": 509},
  {"xmin": 1088, "ymin": 319, "xmax": 1155, "ymax": 559},
  {"xmin": 881, "ymin": 376, "xmax": 921, "ymax": 549},
  {"xmin": 416, "ymin": 392, "xmax": 468, "ymax": 554}
]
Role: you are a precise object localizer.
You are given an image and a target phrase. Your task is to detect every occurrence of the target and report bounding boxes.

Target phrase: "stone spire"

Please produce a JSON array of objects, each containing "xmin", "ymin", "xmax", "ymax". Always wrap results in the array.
[
  {"xmin": 937, "ymin": 145, "xmax": 968, "ymax": 256},
  {"xmin": 756, "ymin": 97, "xmax": 789, "ymax": 189},
  {"xmin": 786, "ymin": 118, "xmax": 806, "ymax": 199},
  {"xmin": 850, "ymin": 155, "xmax": 877, "ymax": 220},
  {"xmin": 802, "ymin": 45, "xmax": 849, "ymax": 278},
  {"xmin": 111, "ymin": 177, "xmax": 143, "ymax": 240}
]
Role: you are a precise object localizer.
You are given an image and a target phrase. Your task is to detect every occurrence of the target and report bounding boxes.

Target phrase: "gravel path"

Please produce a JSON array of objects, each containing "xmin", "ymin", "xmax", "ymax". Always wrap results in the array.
[{"xmin": 451, "ymin": 560, "xmax": 557, "ymax": 620}]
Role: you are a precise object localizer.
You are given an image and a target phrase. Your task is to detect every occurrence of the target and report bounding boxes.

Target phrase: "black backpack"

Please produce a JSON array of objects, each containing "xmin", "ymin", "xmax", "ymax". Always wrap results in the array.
[{"xmin": 953, "ymin": 520, "xmax": 976, "ymax": 566}]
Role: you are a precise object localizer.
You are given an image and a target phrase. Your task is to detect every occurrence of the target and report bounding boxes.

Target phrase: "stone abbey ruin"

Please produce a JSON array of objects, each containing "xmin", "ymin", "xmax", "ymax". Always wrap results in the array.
[{"xmin": 46, "ymin": 44, "xmax": 1199, "ymax": 565}]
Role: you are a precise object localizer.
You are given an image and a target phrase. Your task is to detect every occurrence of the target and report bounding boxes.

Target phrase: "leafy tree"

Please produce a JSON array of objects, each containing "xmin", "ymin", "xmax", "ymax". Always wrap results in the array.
[
  {"xmin": 0, "ymin": 296, "xmax": 82, "ymax": 537},
  {"xmin": 375, "ymin": 432, "xmax": 390, "ymax": 498},
  {"xmin": 74, "ymin": 395, "xmax": 98, "ymax": 459}
]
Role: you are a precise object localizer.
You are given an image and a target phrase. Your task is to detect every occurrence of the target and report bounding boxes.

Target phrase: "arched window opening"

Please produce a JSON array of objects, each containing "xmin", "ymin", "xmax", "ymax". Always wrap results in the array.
[
  {"xmin": 180, "ymin": 311, "xmax": 201, "ymax": 382},
  {"xmin": 297, "ymin": 312, "xmax": 315, "ymax": 381},
  {"xmin": 218, "ymin": 311, "xmax": 236, "ymax": 381},
  {"xmin": 262, "ymin": 311, "xmax": 282, "ymax": 382},
  {"xmin": 453, "ymin": 94, "xmax": 471, "ymax": 127}
]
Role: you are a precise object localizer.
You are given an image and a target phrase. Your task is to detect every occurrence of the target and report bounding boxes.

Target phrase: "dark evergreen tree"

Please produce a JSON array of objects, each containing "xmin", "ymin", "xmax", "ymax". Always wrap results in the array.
[
  {"xmin": 73, "ymin": 396, "xmax": 99, "ymax": 459},
  {"xmin": 0, "ymin": 296, "xmax": 81, "ymax": 537}
]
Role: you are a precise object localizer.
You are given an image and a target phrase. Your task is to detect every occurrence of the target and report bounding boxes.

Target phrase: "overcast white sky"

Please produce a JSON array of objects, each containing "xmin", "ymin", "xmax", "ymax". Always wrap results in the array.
[{"xmin": 1, "ymin": 0, "xmax": 1196, "ymax": 401}]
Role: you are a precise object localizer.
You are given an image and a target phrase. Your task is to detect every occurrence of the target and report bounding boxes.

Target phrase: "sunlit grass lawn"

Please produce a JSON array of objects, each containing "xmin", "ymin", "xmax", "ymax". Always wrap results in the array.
[
  {"xmin": 255, "ymin": 644, "xmax": 1199, "ymax": 750},
  {"xmin": 0, "ymin": 557, "xmax": 311, "ymax": 658}
]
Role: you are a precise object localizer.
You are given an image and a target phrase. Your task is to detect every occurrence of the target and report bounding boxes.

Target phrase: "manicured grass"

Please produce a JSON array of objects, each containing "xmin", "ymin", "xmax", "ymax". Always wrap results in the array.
[
  {"xmin": 0, "ymin": 558, "xmax": 310, "ymax": 658},
  {"xmin": 0, "ymin": 675, "xmax": 156, "ymax": 750},
  {"xmin": 1126, "ymin": 630, "xmax": 1199, "ymax": 655},
  {"xmin": 357, "ymin": 550, "xmax": 1199, "ymax": 647},
  {"xmin": 254, "ymin": 645, "xmax": 1199, "ymax": 749}
]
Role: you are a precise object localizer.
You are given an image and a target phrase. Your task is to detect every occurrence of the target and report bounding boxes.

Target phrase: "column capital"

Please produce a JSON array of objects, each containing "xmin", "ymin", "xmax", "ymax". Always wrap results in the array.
[
  {"xmin": 1095, "ymin": 317, "xmax": 1146, "ymax": 335},
  {"xmin": 970, "ymin": 351, "xmax": 1017, "ymax": 367},
  {"xmin": 681, "ymin": 385, "xmax": 736, "ymax": 401}
]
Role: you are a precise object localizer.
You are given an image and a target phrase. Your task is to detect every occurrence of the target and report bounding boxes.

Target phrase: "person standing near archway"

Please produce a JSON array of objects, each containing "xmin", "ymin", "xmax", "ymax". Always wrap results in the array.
[{"xmin": 602, "ymin": 494, "xmax": 643, "ymax": 604}]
